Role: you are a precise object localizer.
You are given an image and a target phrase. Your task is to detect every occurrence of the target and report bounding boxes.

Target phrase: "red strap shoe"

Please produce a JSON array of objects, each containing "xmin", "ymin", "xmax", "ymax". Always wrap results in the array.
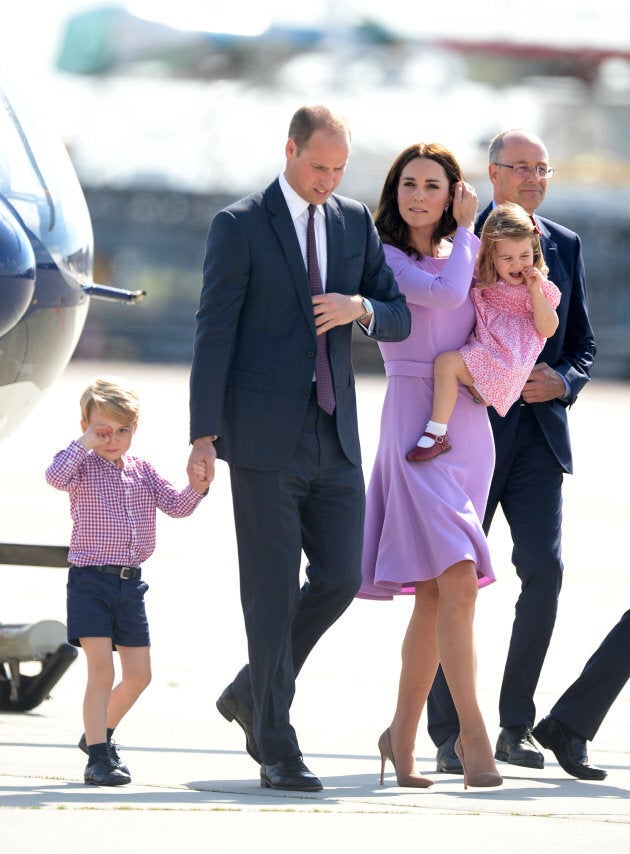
[{"xmin": 406, "ymin": 432, "xmax": 452, "ymax": 462}]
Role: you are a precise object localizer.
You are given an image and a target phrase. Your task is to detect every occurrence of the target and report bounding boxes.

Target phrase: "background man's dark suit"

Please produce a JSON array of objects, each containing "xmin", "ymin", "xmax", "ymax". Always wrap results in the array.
[
  {"xmin": 428, "ymin": 201, "xmax": 596, "ymax": 754},
  {"xmin": 544, "ymin": 609, "xmax": 630, "ymax": 742},
  {"xmin": 189, "ymin": 172, "xmax": 410, "ymax": 774},
  {"xmin": 531, "ymin": 608, "xmax": 629, "ymax": 779}
]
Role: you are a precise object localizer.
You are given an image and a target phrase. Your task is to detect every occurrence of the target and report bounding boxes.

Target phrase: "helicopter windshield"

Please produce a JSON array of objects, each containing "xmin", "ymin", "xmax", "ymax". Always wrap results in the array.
[{"xmin": 0, "ymin": 81, "xmax": 92, "ymax": 284}]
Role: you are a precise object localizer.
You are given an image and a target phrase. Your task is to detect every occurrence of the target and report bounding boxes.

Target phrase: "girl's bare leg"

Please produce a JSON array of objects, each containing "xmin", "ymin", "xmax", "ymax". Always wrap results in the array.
[{"xmin": 431, "ymin": 350, "xmax": 475, "ymax": 426}]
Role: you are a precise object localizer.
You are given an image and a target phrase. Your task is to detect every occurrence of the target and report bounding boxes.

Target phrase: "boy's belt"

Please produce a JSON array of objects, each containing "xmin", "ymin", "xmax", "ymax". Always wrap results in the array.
[{"xmin": 79, "ymin": 564, "xmax": 141, "ymax": 580}]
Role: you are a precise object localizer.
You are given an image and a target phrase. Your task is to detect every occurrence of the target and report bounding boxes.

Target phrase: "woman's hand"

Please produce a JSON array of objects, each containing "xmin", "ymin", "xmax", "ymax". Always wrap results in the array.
[{"xmin": 451, "ymin": 181, "xmax": 478, "ymax": 231}]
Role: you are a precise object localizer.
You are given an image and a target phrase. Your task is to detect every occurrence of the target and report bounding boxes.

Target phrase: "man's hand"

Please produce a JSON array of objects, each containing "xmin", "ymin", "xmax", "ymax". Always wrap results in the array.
[
  {"xmin": 521, "ymin": 362, "xmax": 565, "ymax": 404},
  {"xmin": 187, "ymin": 436, "xmax": 216, "ymax": 492},
  {"xmin": 312, "ymin": 293, "xmax": 365, "ymax": 334},
  {"xmin": 467, "ymin": 386, "xmax": 488, "ymax": 406}
]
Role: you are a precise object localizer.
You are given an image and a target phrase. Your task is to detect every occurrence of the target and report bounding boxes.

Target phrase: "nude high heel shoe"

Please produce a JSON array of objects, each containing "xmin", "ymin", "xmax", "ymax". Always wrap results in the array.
[
  {"xmin": 454, "ymin": 736, "xmax": 503, "ymax": 789},
  {"xmin": 378, "ymin": 728, "xmax": 434, "ymax": 788}
]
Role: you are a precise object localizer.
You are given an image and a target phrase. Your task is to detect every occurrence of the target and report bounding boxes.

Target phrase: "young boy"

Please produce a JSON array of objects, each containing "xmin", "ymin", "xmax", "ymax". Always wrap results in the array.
[{"xmin": 45, "ymin": 376, "xmax": 207, "ymax": 786}]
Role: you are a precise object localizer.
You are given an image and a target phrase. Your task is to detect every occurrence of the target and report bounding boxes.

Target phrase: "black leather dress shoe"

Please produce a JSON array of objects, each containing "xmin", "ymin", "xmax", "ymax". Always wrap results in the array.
[
  {"xmin": 260, "ymin": 754, "xmax": 323, "ymax": 791},
  {"xmin": 495, "ymin": 725, "xmax": 544, "ymax": 768},
  {"xmin": 84, "ymin": 757, "xmax": 131, "ymax": 786},
  {"xmin": 532, "ymin": 715, "xmax": 607, "ymax": 780},
  {"xmin": 216, "ymin": 684, "xmax": 261, "ymax": 765},
  {"xmin": 436, "ymin": 733, "xmax": 463, "ymax": 774},
  {"xmin": 78, "ymin": 733, "xmax": 130, "ymax": 775}
]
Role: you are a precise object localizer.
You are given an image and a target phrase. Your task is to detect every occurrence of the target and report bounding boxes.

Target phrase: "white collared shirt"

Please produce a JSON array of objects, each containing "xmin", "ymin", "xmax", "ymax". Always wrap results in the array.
[
  {"xmin": 278, "ymin": 172, "xmax": 374, "ymax": 336},
  {"xmin": 279, "ymin": 172, "xmax": 327, "ymax": 289}
]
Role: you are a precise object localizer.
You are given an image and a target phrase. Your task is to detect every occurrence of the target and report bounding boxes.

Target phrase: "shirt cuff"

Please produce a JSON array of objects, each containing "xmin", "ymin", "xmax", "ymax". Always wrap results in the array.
[{"xmin": 557, "ymin": 371, "xmax": 571, "ymax": 401}]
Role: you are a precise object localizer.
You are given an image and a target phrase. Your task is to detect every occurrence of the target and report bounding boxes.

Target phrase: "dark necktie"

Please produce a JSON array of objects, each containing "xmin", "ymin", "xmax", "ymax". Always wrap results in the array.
[{"xmin": 306, "ymin": 204, "xmax": 335, "ymax": 415}]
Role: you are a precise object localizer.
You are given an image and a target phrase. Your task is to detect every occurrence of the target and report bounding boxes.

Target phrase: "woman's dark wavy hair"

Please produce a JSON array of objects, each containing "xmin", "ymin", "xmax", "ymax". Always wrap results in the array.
[{"xmin": 374, "ymin": 143, "xmax": 462, "ymax": 259}]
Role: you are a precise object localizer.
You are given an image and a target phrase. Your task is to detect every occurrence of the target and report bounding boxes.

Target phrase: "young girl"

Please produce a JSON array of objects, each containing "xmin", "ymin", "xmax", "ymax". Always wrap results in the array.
[
  {"xmin": 46, "ymin": 377, "xmax": 207, "ymax": 786},
  {"xmin": 407, "ymin": 202, "xmax": 561, "ymax": 461}
]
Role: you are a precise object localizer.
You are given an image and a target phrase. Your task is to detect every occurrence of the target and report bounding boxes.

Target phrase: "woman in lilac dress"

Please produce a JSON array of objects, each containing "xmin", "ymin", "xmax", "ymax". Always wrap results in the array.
[{"xmin": 359, "ymin": 143, "xmax": 502, "ymax": 790}]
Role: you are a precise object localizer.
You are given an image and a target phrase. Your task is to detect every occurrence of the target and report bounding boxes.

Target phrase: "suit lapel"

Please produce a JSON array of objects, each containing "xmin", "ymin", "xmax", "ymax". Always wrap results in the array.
[
  {"xmin": 323, "ymin": 195, "xmax": 344, "ymax": 294},
  {"xmin": 266, "ymin": 180, "xmax": 317, "ymax": 332},
  {"xmin": 475, "ymin": 203, "xmax": 492, "ymax": 235},
  {"xmin": 537, "ymin": 219, "xmax": 556, "ymax": 250},
  {"xmin": 537, "ymin": 217, "xmax": 562, "ymax": 287}
]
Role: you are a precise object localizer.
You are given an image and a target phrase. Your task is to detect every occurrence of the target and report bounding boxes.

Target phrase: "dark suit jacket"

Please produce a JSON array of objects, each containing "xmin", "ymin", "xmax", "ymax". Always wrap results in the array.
[
  {"xmin": 190, "ymin": 179, "xmax": 411, "ymax": 470},
  {"xmin": 476, "ymin": 203, "xmax": 596, "ymax": 474}
]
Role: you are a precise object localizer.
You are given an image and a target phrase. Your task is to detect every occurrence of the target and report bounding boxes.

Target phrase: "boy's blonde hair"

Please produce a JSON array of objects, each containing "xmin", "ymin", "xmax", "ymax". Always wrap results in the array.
[
  {"xmin": 80, "ymin": 376, "xmax": 140, "ymax": 425},
  {"xmin": 476, "ymin": 202, "xmax": 548, "ymax": 288}
]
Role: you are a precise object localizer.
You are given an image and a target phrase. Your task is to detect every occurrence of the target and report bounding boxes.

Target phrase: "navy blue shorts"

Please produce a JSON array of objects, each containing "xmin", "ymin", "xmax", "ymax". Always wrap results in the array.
[{"xmin": 66, "ymin": 565, "xmax": 150, "ymax": 649}]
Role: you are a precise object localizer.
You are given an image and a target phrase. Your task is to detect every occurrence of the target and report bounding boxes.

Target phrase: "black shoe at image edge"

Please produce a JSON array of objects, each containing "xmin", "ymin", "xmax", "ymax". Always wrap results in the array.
[{"xmin": 532, "ymin": 716, "xmax": 607, "ymax": 780}]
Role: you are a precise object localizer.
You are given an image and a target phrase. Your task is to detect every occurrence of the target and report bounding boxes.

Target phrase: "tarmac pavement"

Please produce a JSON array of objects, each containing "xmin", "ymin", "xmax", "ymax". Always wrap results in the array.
[{"xmin": 1, "ymin": 361, "xmax": 628, "ymax": 852}]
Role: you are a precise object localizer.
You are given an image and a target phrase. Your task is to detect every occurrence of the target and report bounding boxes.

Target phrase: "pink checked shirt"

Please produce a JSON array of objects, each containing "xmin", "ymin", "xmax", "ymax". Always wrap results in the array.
[{"xmin": 46, "ymin": 440, "xmax": 204, "ymax": 567}]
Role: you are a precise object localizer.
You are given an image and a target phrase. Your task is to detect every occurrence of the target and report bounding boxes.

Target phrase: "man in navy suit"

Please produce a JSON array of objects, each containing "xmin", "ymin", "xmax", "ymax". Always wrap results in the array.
[
  {"xmin": 532, "ymin": 609, "xmax": 629, "ymax": 779},
  {"xmin": 187, "ymin": 105, "xmax": 410, "ymax": 791},
  {"xmin": 428, "ymin": 129, "xmax": 596, "ymax": 772}
]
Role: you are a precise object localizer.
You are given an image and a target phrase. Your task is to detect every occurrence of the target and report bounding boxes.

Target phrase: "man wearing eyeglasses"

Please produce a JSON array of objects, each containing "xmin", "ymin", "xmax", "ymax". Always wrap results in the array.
[{"xmin": 427, "ymin": 129, "xmax": 596, "ymax": 774}]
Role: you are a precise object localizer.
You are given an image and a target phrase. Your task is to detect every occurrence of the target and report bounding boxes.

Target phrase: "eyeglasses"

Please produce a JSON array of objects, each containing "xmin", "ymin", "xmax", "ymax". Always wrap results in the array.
[{"xmin": 494, "ymin": 162, "xmax": 554, "ymax": 179}]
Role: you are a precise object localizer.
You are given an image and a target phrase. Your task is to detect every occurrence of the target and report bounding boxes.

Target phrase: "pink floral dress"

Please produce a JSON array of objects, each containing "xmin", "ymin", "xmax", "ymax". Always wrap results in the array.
[{"xmin": 460, "ymin": 278, "xmax": 561, "ymax": 416}]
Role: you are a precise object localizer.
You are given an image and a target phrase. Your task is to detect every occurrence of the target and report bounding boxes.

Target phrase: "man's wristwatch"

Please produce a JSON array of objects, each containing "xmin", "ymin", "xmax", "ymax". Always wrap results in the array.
[{"xmin": 358, "ymin": 297, "xmax": 374, "ymax": 325}]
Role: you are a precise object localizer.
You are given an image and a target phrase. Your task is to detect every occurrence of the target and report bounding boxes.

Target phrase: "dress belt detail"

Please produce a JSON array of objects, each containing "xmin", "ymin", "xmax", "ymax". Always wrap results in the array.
[{"xmin": 384, "ymin": 360, "xmax": 434, "ymax": 379}]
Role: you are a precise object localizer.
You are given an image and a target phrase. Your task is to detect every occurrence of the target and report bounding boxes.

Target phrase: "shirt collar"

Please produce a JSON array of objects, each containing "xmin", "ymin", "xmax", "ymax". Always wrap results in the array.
[
  {"xmin": 491, "ymin": 198, "xmax": 539, "ymax": 226},
  {"xmin": 279, "ymin": 172, "xmax": 325, "ymax": 223}
]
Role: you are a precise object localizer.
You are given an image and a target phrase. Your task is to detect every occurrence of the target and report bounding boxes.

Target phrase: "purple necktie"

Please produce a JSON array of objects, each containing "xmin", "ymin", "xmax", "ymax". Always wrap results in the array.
[{"xmin": 306, "ymin": 204, "xmax": 336, "ymax": 415}]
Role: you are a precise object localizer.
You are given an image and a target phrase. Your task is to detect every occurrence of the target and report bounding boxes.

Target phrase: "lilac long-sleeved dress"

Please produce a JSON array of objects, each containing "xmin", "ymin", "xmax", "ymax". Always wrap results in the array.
[{"xmin": 359, "ymin": 227, "xmax": 496, "ymax": 598}]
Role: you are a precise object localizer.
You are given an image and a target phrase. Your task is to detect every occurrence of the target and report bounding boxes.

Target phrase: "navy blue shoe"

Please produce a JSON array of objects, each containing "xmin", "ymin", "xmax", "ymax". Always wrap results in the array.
[
  {"xmin": 84, "ymin": 757, "xmax": 131, "ymax": 786},
  {"xmin": 79, "ymin": 733, "xmax": 130, "ymax": 776}
]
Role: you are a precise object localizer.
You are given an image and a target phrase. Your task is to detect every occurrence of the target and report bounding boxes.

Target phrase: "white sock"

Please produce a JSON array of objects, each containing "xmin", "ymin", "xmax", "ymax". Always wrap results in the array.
[{"xmin": 417, "ymin": 420, "xmax": 447, "ymax": 448}]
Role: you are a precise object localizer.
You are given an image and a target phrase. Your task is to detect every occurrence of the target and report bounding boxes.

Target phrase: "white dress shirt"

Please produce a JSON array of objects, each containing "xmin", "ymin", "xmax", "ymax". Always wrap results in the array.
[
  {"xmin": 278, "ymin": 171, "xmax": 374, "ymax": 335},
  {"xmin": 279, "ymin": 172, "xmax": 327, "ymax": 288}
]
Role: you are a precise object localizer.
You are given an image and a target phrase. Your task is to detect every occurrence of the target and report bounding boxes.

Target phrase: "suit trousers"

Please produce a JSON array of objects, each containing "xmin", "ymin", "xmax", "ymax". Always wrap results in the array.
[
  {"xmin": 428, "ymin": 405, "xmax": 565, "ymax": 744},
  {"xmin": 551, "ymin": 609, "xmax": 630, "ymax": 741},
  {"xmin": 229, "ymin": 392, "xmax": 364, "ymax": 764}
]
